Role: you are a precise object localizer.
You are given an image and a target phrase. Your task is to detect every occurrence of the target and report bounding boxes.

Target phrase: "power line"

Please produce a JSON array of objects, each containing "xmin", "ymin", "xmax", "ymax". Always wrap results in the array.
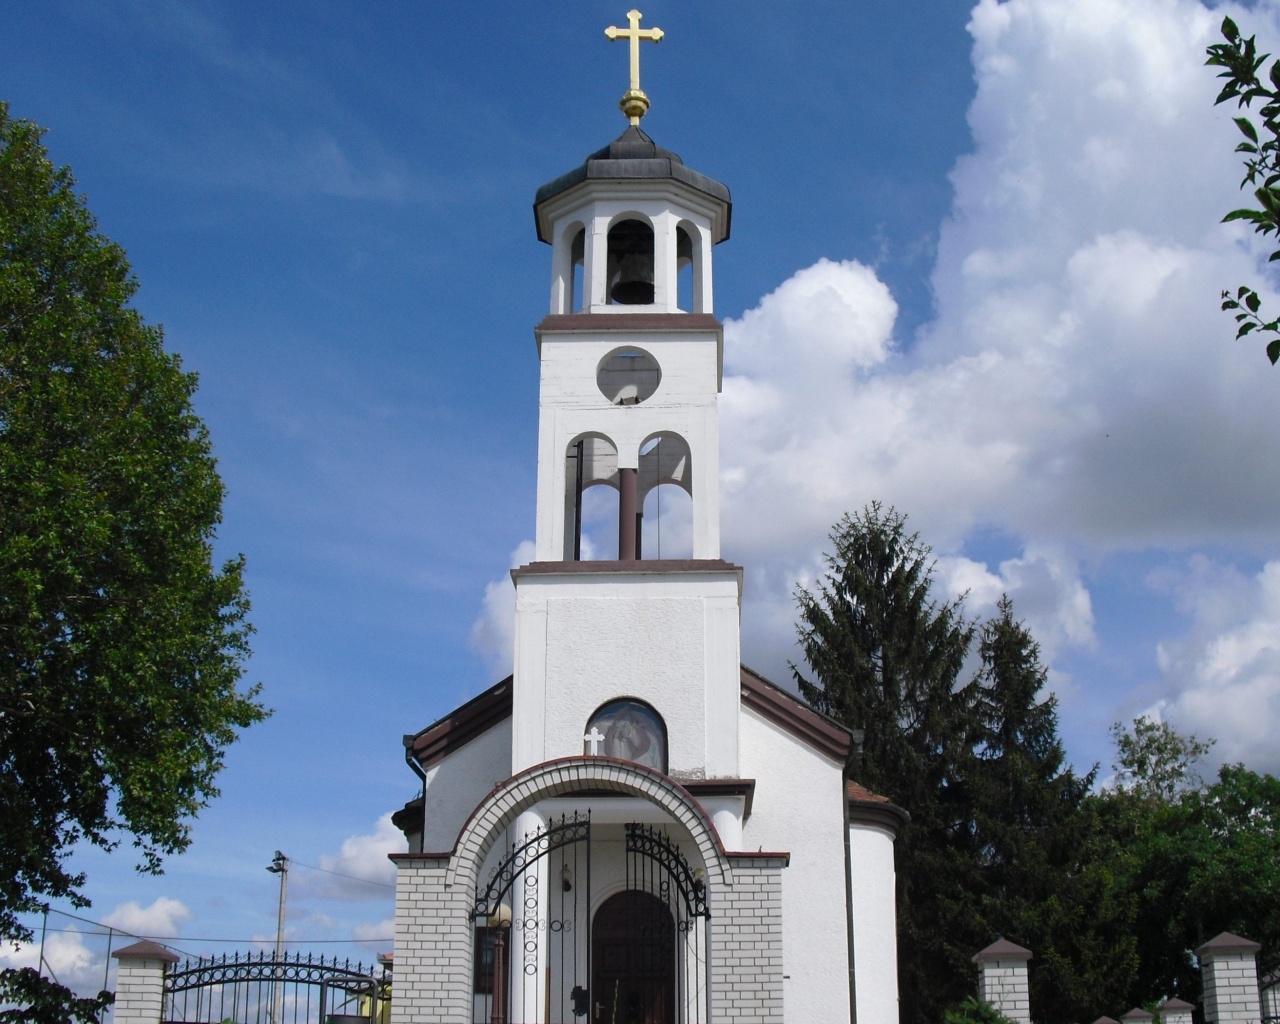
[
  {"xmin": 24, "ymin": 907, "xmax": 391, "ymax": 949},
  {"xmin": 30, "ymin": 924, "xmax": 392, "ymax": 946},
  {"xmin": 288, "ymin": 859, "xmax": 395, "ymax": 890}
]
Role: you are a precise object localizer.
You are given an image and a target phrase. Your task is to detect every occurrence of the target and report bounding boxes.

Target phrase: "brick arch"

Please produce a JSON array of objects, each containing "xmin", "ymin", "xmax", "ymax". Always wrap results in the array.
[{"xmin": 445, "ymin": 757, "xmax": 731, "ymax": 893}]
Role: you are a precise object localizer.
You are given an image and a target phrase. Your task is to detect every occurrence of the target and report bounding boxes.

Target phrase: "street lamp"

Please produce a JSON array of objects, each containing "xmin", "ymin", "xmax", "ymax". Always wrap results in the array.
[{"xmin": 267, "ymin": 851, "xmax": 289, "ymax": 1024}]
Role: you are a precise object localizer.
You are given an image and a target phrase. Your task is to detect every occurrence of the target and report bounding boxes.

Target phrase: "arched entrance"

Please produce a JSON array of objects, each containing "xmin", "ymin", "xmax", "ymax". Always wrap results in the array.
[{"xmin": 592, "ymin": 891, "xmax": 674, "ymax": 1024}]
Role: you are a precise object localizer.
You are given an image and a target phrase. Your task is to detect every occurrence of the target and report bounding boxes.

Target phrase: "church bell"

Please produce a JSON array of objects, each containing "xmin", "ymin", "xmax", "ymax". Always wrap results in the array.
[
  {"xmin": 610, "ymin": 253, "xmax": 655, "ymax": 304},
  {"xmin": 607, "ymin": 219, "xmax": 656, "ymax": 304}
]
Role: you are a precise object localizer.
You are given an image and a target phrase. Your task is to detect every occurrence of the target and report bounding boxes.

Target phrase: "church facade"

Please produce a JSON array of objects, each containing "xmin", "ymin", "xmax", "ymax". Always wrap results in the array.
[{"xmin": 388, "ymin": 16, "xmax": 905, "ymax": 1024}]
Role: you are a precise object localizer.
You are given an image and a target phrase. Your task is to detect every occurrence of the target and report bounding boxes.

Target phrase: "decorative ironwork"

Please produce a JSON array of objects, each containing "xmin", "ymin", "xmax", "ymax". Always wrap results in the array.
[
  {"xmin": 165, "ymin": 950, "xmax": 376, "ymax": 993},
  {"xmin": 1261, "ymin": 954, "xmax": 1279, "ymax": 1024},
  {"xmin": 473, "ymin": 811, "xmax": 590, "ymax": 918},
  {"xmin": 162, "ymin": 949, "xmax": 387, "ymax": 1024},
  {"xmin": 471, "ymin": 812, "xmax": 592, "ymax": 1024},
  {"xmin": 624, "ymin": 822, "xmax": 709, "ymax": 918}
]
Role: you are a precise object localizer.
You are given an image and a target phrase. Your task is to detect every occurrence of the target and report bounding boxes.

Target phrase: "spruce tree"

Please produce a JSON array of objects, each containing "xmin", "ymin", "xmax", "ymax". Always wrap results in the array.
[
  {"xmin": 793, "ymin": 504, "xmax": 976, "ymax": 1024},
  {"xmin": 969, "ymin": 598, "xmax": 1135, "ymax": 1024},
  {"xmin": 796, "ymin": 510, "xmax": 1136, "ymax": 1024}
]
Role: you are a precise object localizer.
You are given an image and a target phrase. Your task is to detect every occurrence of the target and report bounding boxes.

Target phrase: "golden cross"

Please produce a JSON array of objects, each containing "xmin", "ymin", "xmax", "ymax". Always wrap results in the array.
[{"xmin": 605, "ymin": 9, "xmax": 664, "ymax": 124}]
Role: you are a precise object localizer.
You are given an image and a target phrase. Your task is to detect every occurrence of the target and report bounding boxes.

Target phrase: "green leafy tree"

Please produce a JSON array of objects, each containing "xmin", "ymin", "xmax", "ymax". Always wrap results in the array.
[
  {"xmin": 1, "ymin": 102, "xmax": 266, "ymax": 1018},
  {"xmin": 1206, "ymin": 16, "xmax": 1280, "ymax": 364},
  {"xmin": 1109, "ymin": 717, "xmax": 1212, "ymax": 804},
  {"xmin": 1099, "ymin": 720, "xmax": 1280, "ymax": 1007},
  {"xmin": 942, "ymin": 996, "xmax": 1016, "ymax": 1024}
]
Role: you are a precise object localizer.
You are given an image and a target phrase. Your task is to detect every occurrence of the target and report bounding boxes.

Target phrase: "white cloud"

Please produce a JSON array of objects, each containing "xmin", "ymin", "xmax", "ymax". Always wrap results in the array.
[
  {"xmin": 455, "ymin": 0, "xmax": 1280, "ymax": 754},
  {"xmin": 352, "ymin": 917, "xmax": 395, "ymax": 943},
  {"xmin": 1149, "ymin": 558, "xmax": 1280, "ymax": 771},
  {"xmin": 302, "ymin": 814, "xmax": 403, "ymax": 900},
  {"xmin": 469, "ymin": 540, "xmax": 536, "ymax": 679},
  {"xmin": 935, "ymin": 548, "xmax": 1095, "ymax": 660},
  {"xmin": 0, "ymin": 930, "xmax": 104, "ymax": 996},
  {"xmin": 101, "ymin": 897, "xmax": 192, "ymax": 938},
  {"xmin": 716, "ymin": 0, "xmax": 1280, "ymax": 718}
]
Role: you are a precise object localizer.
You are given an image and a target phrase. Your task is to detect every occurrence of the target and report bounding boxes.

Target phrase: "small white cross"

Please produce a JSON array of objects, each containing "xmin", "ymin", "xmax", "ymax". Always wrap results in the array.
[{"xmin": 584, "ymin": 727, "xmax": 606, "ymax": 756}]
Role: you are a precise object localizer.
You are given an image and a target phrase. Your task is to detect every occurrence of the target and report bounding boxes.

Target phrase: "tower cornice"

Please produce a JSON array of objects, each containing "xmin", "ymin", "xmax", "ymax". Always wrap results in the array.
[{"xmin": 535, "ymin": 312, "xmax": 722, "ymax": 334}]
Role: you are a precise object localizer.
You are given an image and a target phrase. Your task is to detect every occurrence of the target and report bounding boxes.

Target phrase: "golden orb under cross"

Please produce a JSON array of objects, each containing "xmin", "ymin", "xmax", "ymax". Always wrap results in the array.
[{"xmin": 604, "ymin": 9, "xmax": 664, "ymax": 124}]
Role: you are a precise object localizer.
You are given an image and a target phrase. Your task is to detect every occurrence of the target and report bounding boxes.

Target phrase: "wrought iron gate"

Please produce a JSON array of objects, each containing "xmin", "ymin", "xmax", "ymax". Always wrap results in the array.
[
  {"xmin": 473, "ymin": 812, "xmax": 592, "ymax": 1023},
  {"xmin": 162, "ymin": 950, "xmax": 387, "ymax": 1024},
  {"xmin": 1261, "ymin": 955, "xmax": 1279, "ymax": 1024},
  {"xmin": 471, "ymin": 814, "xmax": 709, "ymax": 1024},
  {"xmin": 619, "ymin": 823, "xmax": 709, "ymax": 1024}
]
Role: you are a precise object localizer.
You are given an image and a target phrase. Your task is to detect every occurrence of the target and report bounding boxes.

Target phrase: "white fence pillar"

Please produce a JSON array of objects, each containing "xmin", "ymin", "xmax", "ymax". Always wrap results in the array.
[
  {"xmin": 1157, "ymin": 997, "xmax": 1195, "ymax": 1024},
  {"xmin": 1120, "ymin": 1006, "xmax": 1153, "ymax": 1024},
  {"xmin": 973, "ymin": 938, "xmax": 1032, "ymax": 1024},
  {"xmin": 111, "ymin": 940, "xmax": 178, "ymax": 1024},
  {"xmin": 1197, "ymin": 932, "xmax": 1261, "ymax": 1024}
]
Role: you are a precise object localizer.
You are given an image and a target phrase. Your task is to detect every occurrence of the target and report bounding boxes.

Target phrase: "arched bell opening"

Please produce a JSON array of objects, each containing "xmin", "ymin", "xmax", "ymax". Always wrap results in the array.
[
  {"xmin": 676, "ymin": 224, "xmax": 694, "ymax": 313},
  {"xmin": 580, "ymin": 483, "xmax": 622, "ymax": 560},
  {"xmin": 564, "ymin": 434, "xmax": 619, "ymax": 561},
  {"xmin": 638, "ymin": 432, "xmax": 693, "ymax": 560},
  {"xmin": 571, "ymin": 226, "xmax": 585, "ymax": 313},
  {"xmin": 607, "ymin": 217, "xmax": 656, "ymax": 305},
  {"xmin": 676, "ymin": 218, "xmax": 709, "ymax": 314},
  {"xmin": 641, "ymin": 484, "xmax": 693, "ymax": 560}
]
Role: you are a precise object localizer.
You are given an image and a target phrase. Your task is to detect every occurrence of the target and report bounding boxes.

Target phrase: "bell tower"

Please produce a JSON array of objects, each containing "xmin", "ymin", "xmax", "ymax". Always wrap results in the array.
[{"xmin": 510, "ymin": 11, "xmax": 744, "ymax": 793}]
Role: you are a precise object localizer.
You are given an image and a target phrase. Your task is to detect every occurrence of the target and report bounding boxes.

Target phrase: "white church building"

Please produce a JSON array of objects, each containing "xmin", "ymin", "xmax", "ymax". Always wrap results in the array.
[{"xmin": 387, "ymin": 13, "xmax": 906, "ymax": 1024}]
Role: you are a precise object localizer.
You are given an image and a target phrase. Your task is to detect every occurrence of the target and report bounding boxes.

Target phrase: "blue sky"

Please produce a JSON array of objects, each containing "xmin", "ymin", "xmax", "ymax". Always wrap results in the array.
[{"xmin": 6, "ymin": 0, "xmax": 1280, "ymax": 993}]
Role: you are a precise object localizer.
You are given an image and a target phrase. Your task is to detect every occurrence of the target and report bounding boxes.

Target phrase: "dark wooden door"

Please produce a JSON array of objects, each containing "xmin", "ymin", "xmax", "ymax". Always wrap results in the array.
[{"xmin": 592, "ymin": 891, "xmax": 675, "ymax": 1024}]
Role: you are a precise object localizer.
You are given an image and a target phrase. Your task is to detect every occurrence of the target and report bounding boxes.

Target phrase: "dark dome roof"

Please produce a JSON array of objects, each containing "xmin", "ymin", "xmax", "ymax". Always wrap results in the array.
[{"xmin": 533, "ymin": 126, "xmax": 731, "ymax": 237}]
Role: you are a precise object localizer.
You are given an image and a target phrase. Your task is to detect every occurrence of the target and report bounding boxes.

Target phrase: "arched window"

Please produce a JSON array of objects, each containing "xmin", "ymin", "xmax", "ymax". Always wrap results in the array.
[{"xmin": 584, "ymin": 699, "xmax": 667, "ymax": 773}]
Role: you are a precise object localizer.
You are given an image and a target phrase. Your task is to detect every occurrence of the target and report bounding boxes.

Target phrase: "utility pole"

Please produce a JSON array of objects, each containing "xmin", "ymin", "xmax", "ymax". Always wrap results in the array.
[{"xmin": 267, "ymin": 851, "xmax": 289, "ymax": 1024}]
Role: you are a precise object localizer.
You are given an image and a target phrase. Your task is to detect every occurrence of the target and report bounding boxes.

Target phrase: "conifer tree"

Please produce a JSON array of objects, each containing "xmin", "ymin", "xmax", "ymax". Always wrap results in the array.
[
  {"xmin": 793, "ymin": 504, "xmax": 976, "ymax": 1024},
  {"xmin": 796, "ymin": 510, "xmax": 1135, "ymax": 1024},
  {"xmin": 968, "ymin": 599, "xmax": 1135, "ymax": 1024}
]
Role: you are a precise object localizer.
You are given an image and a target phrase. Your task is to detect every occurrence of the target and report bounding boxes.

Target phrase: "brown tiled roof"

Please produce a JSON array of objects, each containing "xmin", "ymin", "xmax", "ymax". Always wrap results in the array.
[
  {"xmin": 846, "ymin": 780, "xmax": 910, "ymax": 835},
  {"xmin": 681, "ymin": 778, "xmax": 755, "ymax": 820},
  {"xmin": 406, "ymin": 663, "xmax": 855, "ymax": 770},
  {"xmin": 739, "ymin": 664, "xmax": 854, "ymax": 763},
  {"xmin": 112, "ymin": 940, "xmax": 179, "ymax": 963},
  {"xmin": 511, "ymin": 558, "xmax": 741, "ymax": 578},
  {"xmin": 972, "ymin": 937, "xmax": 1033, "ymax": 962},
  {"xmin": 407, "ymin": 676, "xmax": 512, "ymax": 770},
  {"xmin": 1196, "ymin": 931, "xmax": 1262, "ymax": 955},
  {"xmin": 535, "ymin": 313, "xmax": 724, "ymax": 335}
]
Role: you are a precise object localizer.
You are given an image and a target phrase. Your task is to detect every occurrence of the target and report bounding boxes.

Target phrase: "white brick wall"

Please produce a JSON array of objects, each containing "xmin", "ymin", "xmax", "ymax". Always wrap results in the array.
[
  {"xmin": 391, "ymin": 855, "xmax": 474, "ymax": 1024},
  {"xmin": 1202, "ymin": 954, "xmax": 1261, "ymax": 1024},
  {"xmin": 976, "ymin": 961, "xmax": 1030, "ymax": 1024},
  {"xmin": 710, "ymin": 856, "xmax": 786, "ymax": 1024},
  {"xmin": 112, "ymin": 959, "xmax": 167, "ymax": 1024}
]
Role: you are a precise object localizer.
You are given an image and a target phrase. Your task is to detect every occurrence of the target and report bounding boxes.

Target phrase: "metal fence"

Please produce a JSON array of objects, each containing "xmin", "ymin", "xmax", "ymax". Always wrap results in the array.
[
  {"xmin": 162, "ymin": 950, "xmax": 389, "ymax": 1024},
  {"xmin": 1262, "ymin": 955, "xmax": 1279, "ymax": 1024}
]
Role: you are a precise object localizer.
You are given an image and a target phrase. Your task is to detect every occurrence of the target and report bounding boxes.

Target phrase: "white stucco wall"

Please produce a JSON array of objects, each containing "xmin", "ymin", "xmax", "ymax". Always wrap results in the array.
[
  {"xmin": 850, "ymin": 823, "xmax": 900, "ymax": 1024},
  {"xmin": 533, "ymin": 329, "xmax": 723, "ymax": 561},
  {"xmin": 421, "ymin": 717, "xmax": 513, "ymax": 852},
  {"xmin": 739, "ymin": 706, "xmax": 852, "ymax": 1024},
  {"xmin": 512, "ymin": 569, "xmax": 741, "ymax": 778}
]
